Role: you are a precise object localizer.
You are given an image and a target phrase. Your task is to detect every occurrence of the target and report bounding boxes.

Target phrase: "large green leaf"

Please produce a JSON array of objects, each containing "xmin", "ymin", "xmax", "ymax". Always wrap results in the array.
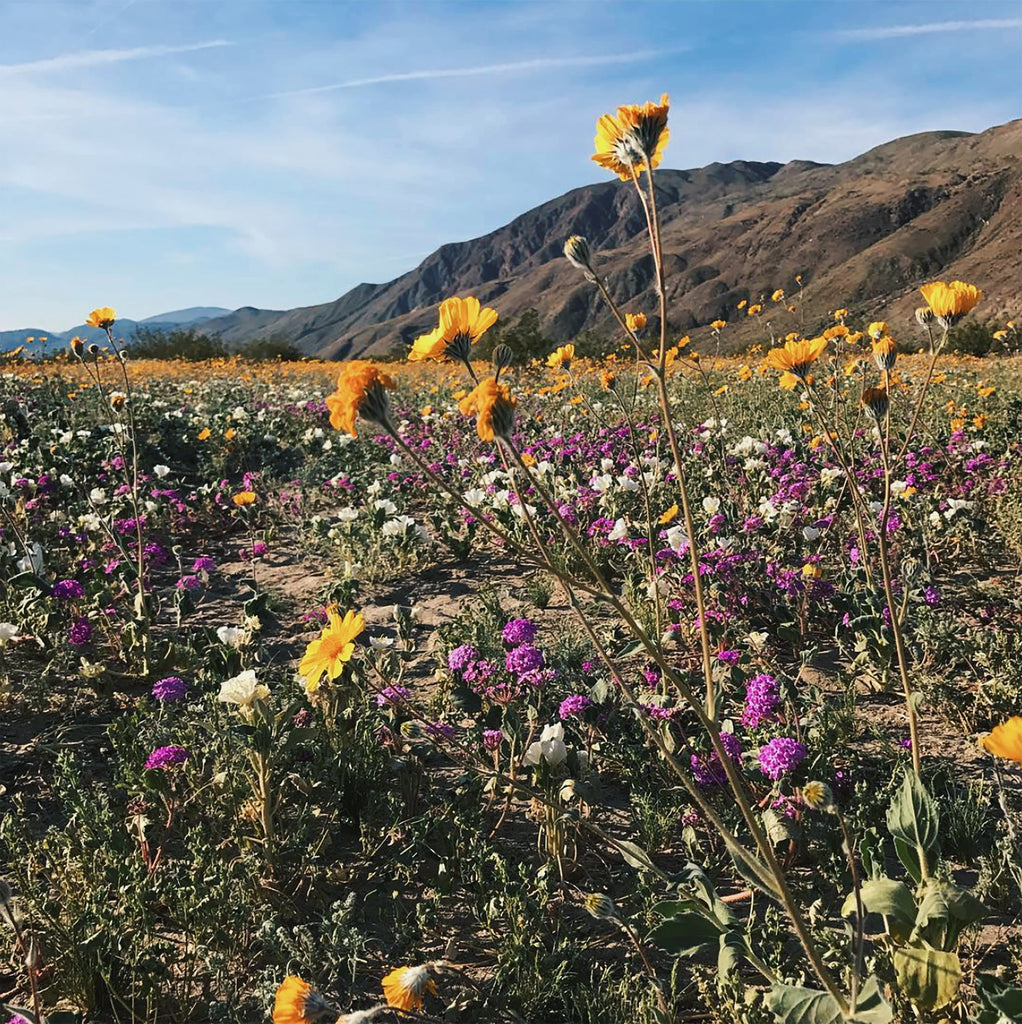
[
  {"xmin": 894, "ymin": 941, "xmax": 961, "ymax": 1010},
  {"xmin": 887, "ymin": 772, "xmax": 940, "ymax": 882},
  {"xmin": 766, "ymin": 977, "xmax": 892, "ymax": 1024},
  {"xmin": 648, "ymin": 912, "xmax": 722, "ymax": 956},
  {"xmin": 975, "ymin": 972, "xmax": 1022, "ymax": 1021},
  {"xmin": 841, "ymin": 877, "xmax": 916, "ymax": 930},
  {"xmin": 914, "ymin": 878, "xmax": 985, "ymax": 948}
]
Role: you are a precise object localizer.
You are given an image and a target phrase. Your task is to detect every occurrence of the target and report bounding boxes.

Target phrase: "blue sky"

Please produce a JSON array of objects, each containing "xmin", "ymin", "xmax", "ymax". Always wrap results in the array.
[{"xmin": 1, "ymin": 0, "xmax": 1020, "ymax": 331}]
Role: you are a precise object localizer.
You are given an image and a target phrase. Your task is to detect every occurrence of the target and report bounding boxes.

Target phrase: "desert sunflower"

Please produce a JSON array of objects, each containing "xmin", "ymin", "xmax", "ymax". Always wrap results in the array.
[
  {"xmin": 763, "ymin": 336, "xmax": 828, "ymax": 385},
  {"xmin": 381, "ymin": 965, "xmax": 437, "ymax": 1012},
  {"xmin": 860, "ymin": 386, "xmax": 890, "ymax": 421},
  {"xmin": 547, "ymin": 343, "xmax": 574, "ymax": 370},
  {"xmin": 273, "ymin": 976, "xmax": 336, "ymax": 1024},
  {"xmin": 979, "ymin": 716, "xmax": 1022, "ymax": 763},
  {"xmin": 871, "ymin": 335, "xmax": 897, "ymax": 372},
  {"xmin": 86, "ymin": 306, "xmax": 116, "ymax": 329},
  {"xmin": 325, "ymin": 361, "xmax": 396, "ymax": 437},
  {"xmin": 919, "ymin": 280, "xmax": 983, "ymax": 328},
  {"xmin": 592, "ymin": 94, "xmax": 670, "ymax": 180},
  {"xmin": 458, "ymin": 377, "xmax": 516, "ymax": 441},
  {"xmin": 299, "ymin": 608, "xmax": 365, "ymax": 694},
  {"xmin": 409, "ymin": 295, "xmax": 498, "ymax": 363}
]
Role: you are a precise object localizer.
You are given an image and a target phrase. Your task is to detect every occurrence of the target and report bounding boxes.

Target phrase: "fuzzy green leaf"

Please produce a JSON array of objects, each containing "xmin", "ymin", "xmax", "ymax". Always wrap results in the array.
[
  {"xmin": 887, "ymin": 773, "xmax": 940, "ymax": 881},
  {"xmin": 894, "ymin": 941, "xmax": 961, "ymax": 1010}
]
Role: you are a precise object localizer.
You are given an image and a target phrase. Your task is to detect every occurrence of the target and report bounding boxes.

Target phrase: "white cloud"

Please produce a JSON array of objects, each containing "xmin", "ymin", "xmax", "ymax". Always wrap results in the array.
[
  {"xmin": 0, "ymin": 41, "xmax": 233, "ymax": 76},
  {"xmin": 833, "ymin": 18, "xmax": 1022, "ymax": 40}
]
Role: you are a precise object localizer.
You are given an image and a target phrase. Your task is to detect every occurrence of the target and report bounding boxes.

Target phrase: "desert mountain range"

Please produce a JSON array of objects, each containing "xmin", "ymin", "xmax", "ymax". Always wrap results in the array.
[{"xmin": 7, "ymin": 120, "xmax": 1019, "ymax": 359}]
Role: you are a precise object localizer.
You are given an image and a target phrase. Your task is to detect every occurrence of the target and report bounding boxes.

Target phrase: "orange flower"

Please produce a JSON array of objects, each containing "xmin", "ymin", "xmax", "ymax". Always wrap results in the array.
[
  {"xmin": 592, "ymin": 94, "xmax": 670, "ymax": 180},
  {"xmin": 867, "ymin": 320, "xmax": 890, "ymax": 340},
  {"xmin": 86, "ymin": 306, "xmax": 116, "ymax": 329},
  {"xmin": 547, "ymin": 344, "xmax": 574, "ymax": 370},
  {"xmin": 325, "ymin": 361, "xmax": 396, "ymax": 437},
  {"xmin": 872, "ymin": 335, "xmax": 897, "ymax": 372},
  {"xmin": 771, "ymin": 289, "xmax": 785, "ymax": 302},
  {"xmin": 273, "ymin": 976, "xmax": 335, "ymax": 1024},
  {"xmin": 710, "ymin": 319, "xmax": 727, "ymax": 331},
  {"xmin": 919, "ymin": 280, "xmax": 983, "ymax": 326},
  {"xmin": 624, "ymin": 312, "xmax": 647, "ymax": 333},
  {"xmin": 382, "ymin": 965, "xmax": 437, "ymax": 1012},
  {"xmin": 232, "ymin": 491, "xmax": 256, "ymax": 506},
  {"xmin": 747, "ymin": 303, "xmax": 763, "ymax": 317},
  {"xmin": 409, "ymin": 296, "xmax": 498, "ymax": 362},
  {"xmin": 860, "ymin": 386, "xmax": 889, "ymax": 420},
  {"xmin": 658, "ymin": 504, "xmax": 679, "ymax": 525},
  {"xmin": 197, "ymin": 427, "xmax": 211, "ymax": 441},
  {"xmin": 764, "ymin": 336, "xmax": 828, "ymax": 382},
  {"xmin": 979, "ymin": 717, "xmax": 1022, "ymax": 763},
  {"xmin": 458, "ymin": 377, "xmax": 516, "ymax": 441}
]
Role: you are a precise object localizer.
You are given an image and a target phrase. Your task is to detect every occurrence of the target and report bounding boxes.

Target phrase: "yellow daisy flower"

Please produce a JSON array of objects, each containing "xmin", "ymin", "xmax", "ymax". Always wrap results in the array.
[{"xmin": 299, "ymin": 609, "xmax": 365, "ymax": 694}]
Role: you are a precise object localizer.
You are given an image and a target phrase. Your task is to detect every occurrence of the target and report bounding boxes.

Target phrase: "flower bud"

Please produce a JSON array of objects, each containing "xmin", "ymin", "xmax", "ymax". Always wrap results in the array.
[
  {"xmin": 802, "ymin": 780, "xmax": 835, "ymax": 811},
  {"xmin": 583, "ymin": 892, "xmax": 618, "ymax": 920},
  {"xmin": 915, "ymin": 306, "xmax": 936, "ymax": 328},
  {"xmin": 563, "ymin": 235, "xmax": 596, "ymax": 281},
  {"xmin": 492, "ymin": 344, "xmax": 514, "ymax": 373}
]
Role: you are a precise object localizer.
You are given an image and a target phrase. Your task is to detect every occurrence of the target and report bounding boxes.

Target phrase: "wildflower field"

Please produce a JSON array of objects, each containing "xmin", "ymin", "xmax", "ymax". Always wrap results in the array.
[{"xmin": 3, "ymin": 96, "xmax": 1022, "ymax": 1024}]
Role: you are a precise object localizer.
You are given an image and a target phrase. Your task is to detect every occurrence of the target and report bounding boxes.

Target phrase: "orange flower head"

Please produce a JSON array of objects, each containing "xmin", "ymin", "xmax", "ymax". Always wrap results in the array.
[
  {"xmin": 409, "ymin": 295, "xmax": 498, "ymax": 364},
  {"xmin": 299, "ymin": 608, "xmax": 364, "ymax": 694},
  {"xmin": 232, "ymin": 490, "xmax": 256, "ymax": 506},
  {"xmin": 592, "ymin": 94, "xmax": 670, "ymax": 180},
  {"xmin": 624, "ymin": 312, "xmax": 647, "ymax": 333},
  {"xmin": 86, "ymin": 306, "xmax": 116, "ymax": 329},
  {"xmin": 547, "ymin": 344, "xmax": 574, "ymax": 370},
  {"xmin": 979, "ymin": 717, "xmax": 1022, "ymax": 763},
  {"xmin": 273, "ymin": 976, "xmax": 335, "ymax": 1024},
  {"xmin": 747, "ymin": 303, "xmax": 763, "ymax": 317},
  {"xmin": 710, "ymin": 319, "xmax": 727, "ymax": 332},
  {"xmin": 867, "ymin": 321, "xmax": 889, "ymax": 340},
  {"xmin": 833, "ymin": 308, "xmax": 848, "ymax": 321},
  {"xmin": 764, "ymin": 336, "xmax": 828, "ymax": 383},
  {"xmin": 325, "ymin": 361, "xmax": 396, "ymax": 437},
  {"xmin": 871, "ymin": 335, "xmax": 897, "ymax": 372},
  {"xmin": 458, "ymin": 377, "xmax": 516, "ymax": 441},
  {"xmin": 919, "ymin": 280, "xmax": 983, "ymax": 327},
  {"xmin": 860, "ymin": 386, "xmax": 889, "ymax": 421},
  {"xmin": 382, "ymin": 965, "xmax": 437, "ymax": 1013},
  {"xmin": 658, "ymin": 504, "xmax": 679, "ymax": 525},
  {"xmin": 771, "ymin": 289, "xmax": 785, "ymax": 302}
]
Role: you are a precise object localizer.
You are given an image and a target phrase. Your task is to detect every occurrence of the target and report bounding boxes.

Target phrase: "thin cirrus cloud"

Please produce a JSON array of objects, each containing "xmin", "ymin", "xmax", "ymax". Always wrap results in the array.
[
  {"xmin": 264, "ymin": 48, "xmax": 684, "ymax": 98},
  {"xmin": 0, "ymin": 40, "xmax": 233, "ymax": 76},
  {"xmin": 833, "ymin": 18, "xmax": 1022, "ymax": 40}
]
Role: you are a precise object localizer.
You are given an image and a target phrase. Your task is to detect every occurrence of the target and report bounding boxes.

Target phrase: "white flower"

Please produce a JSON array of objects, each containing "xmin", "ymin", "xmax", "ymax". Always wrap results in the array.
[
  {"xmin": 600, "ymin": 459, "xmax": 616, "ymax": 473},
  {"xmin": 0, "ymin": 622, "xmax": 19, "ymax": 646},
  {"xmin": 231, "ymin": 406, "xmax": 248, "ymax": 421},
  {"xmin": 525, "ymin": 723, "xmax": 568, "ymax": 767},
  {"xmin": 216, "ymin": 625, "xmax": 244, "ymax": 648},
  {"xmin": 219, "ymin": 669, "xmax": 269, "ymax": 717},
  {"xmin": 747, "ymin": 631, "xmax": 769, "ymax": 649},
  {"xmin": 59, "ymin": 473, "xmax": 74, "ymax": 487},
  {"xmin": 382, "ymin": 516, "xmax": 415, "ymax": 537},
  {"xmin": 944, "ymin": 499, "xmax": 971, "ymax": 520},
  {"xmin": 819, "ymin": 468, "xmax": 842, "ymax": 488},
  {"xmin": 389, "ymin": 453, "xmax": 402, "ymax": 466},
  {"xmin": 154, "ymin": 465, "xmax": 170, "ymax": 478},
  {"xmin": 802, "ymin": 526, "xmax": 821, "ymax": 541},
  {"xmin": 337, "ymin": 506, "xmax": 359, "ymax": 521},
  {"xmin": 90, "ymin": 488, "xmax": 107, "ymax": 504},
  {"xmin": 608, "ymin": 518, "xmax": 629, "ymax": 542},
  {"xmin": 616, "ymin": 475, "xmax": 639, "ymax": 492},
  {"xmin": 702, "ymin": 496, "xmax": 721, "ymax": 514},
  {"xmin": 463, "ymin": 488, "xmax": 486, "ymax": 506},
  {"xmin": 590, "ymin": 474, "xmax": 612, "ymax": 493},
  {"xmin": 373, "ymin": 498, "xmax": 398, "ymax": 515},
  {"xmin": 665, "ymin": 526, "xmax": 690, "ymax": 555}
]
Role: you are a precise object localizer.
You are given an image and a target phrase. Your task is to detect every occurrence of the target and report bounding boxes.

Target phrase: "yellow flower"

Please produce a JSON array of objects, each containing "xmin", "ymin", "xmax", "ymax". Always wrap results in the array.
[
  {"xmin": 599, "ymin": 369, "xmax": 617, "ymax": 390},
  {"xmin": 919, "ymin": 280, "xmax": 983, "ymax": 326},
  {"xmin": 979, "ymin": 717, "xmax": 1022, "ymax": 763},
  {"xmin": 232, "ymin": 490, "xmax": 256, "ymax": 506},
  {"xmin": 833, "ymin": 308, "xmax": 848, "ymax": 321},
  {"xmin": 273, "ymin": 976, "xmax": 335, "ymax": 1024},
  {"xmin": 871, "ymin": 335, "xmax": 897, "ymax": 372},
  {"xmin": 802, "ymin": 563, "xmax": 822, "ymax": 579},
  {"xmin": 382, "ymin": 965, "xmax": 437, "ymax": 1012},
  {"xmin": 658, "ymin": 504, "xmax": 679, "ymax": 525},
  {"xmin": 624, "ymin": 312, "xmax": 647, "ymax": 333},
  {"xmin": 771, "ymin": 289, "xmax": 785, "ymax": 302},
  {"xmin": 224, "ymin": 427, "xmax": 237, "ymax": 441},
  {"xmin": 867, "ymin": 320, "xmax": 889, "ymax": 340},
  {"xmin": 592, "ymin": 94, "xmax": 670, "ymax": 180},
  {"xmin": 737, "ymin": 364, "xmax": 752, "ymax": 382},
  {"xmin": 747, "ymin": 303, "xmax": 762, "ymax": 316},
  {"xmin": 299, "ymin": 609, "xmax": 365, "ymax": 694},
  {"xmin": 197, "ymin": 427, "xmax": 211, "ymax": 441},
  {"xmin": 737, "ymin": 300, "xmax": 747, "ymax": 311},
  {"xmin": 458, "ymin": 377, "xmax": 516, "ymax": 441},
  {"xmin": 861, "ymin": 386, "xmax": 889, "ymax": 421},
  {"xmin": 973, "ymin": 414, "xmax": 987, "ymax": 429},
  {"xmin": 822, "ymin": 325, "xmax": 848, "ymax": 341},
  {"xmin": 977, "ymin": 384, "xmax": 996, "ymax": 398},
  {"xmin": 710, "ymin": 319, "xmax": 727, "ymax": 331},
  {"xmin": 86, "ymin": 306, "xmax": 116, "ymax": 329},
  {"xmin": 764, "ymin": 336, "xmax": 828, "ymax": 382},
  {"xmin": 409, "ymin": 295, "xmax": 499, "ymax": 363},
  {"xmin": 325, "ymin": 361, "xmax": 396, "ymax": 437},
  {"xmin": 547, "ymin": 344, "xmax": 574, "ymax": 370}
]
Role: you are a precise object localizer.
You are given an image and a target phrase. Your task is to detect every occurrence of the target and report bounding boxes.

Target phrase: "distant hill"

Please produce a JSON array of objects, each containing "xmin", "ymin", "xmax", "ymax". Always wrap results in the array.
[{"xmin": 1, "ymin": 307, "xmax": 232, "ymax": 355}]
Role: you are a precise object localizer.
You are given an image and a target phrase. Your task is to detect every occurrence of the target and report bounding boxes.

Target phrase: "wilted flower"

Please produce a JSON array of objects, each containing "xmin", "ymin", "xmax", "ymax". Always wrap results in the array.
[
  {"xmin": 861, "ymin": 386, "xmax": 890, "ymax": 421},
  {"xmin": 381, "ymin": 965, "xmax": 436, "ymax": 1012},
  {"xmin": 979, "ymin": 717, "xmax": 1022, "ymax": 763},
  {"xmin": 915, "ymin": 305, "xmax": 937, "ymax": 327},
  {"xmin": 298, "ymin": 608, "xmax": 364, "ymax": 694},
  {"xmin": 325, "ymin": 361, "xmax": 396, "ymax": 437},
  {"xmin": 802, "ymin": 780, "xmax": 835, "ymax": 811},
  {"xmin": 871, "ymin": 335, "xmax": 897, "ymax": 372},
  {"xmin": 592, "ymin": 94, "xmax": 670, "ymax": 180},
  {"xmin": 218, "ymin": 669, "xmax": 270, "ymax": 718}
]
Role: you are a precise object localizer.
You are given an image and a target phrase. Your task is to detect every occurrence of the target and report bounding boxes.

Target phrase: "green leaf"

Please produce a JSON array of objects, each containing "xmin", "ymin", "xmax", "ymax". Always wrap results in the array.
[
  {"xmin": 616, "ymin": 839, "xmax": 658, "ymax": 873},
  {"xmin": 766, "ymin": 978, "xmax": 892, "ymax": 1024},
  {"xmin": 913, "ymin": 879, "xmax": 985, "ymax": 949},
  {"xmin": 894, "ymin": 941, "xmax": 961, "ymax": 1010},
  {"xmin": 849, "ymin": 977, "xmax": 895, "ymax": 1023},
  {"xmin": 841, "ymin": 877, "xmax": 917, "ymax": 938},
  {"xmin": 763, "ymin": 807, "xmax": 795, "ymax": 846},
  {"xmin": 887, "ymin": 772, "xmax": 940, "ymax": 881},
  {"xmin": 647, "ymin": 912, "xmax": 722, "ymax": 956},
  {"xmin": 717, "ymin": 931, "xmax": 744, "ymax": 983},
  {"xmin": 976, "ymin": 972, "xmax": 1022, "ymax": 1020}
]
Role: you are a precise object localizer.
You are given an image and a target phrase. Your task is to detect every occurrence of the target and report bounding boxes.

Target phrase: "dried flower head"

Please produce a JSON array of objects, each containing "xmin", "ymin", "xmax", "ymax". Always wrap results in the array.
[{"xmin": 381, "ymin": 965, "xmax": 436, "ymax": 1012}]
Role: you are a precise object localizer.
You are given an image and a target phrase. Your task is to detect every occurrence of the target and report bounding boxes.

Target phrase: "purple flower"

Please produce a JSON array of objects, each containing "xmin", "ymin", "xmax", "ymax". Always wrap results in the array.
[
  {"xmin": 426, "ymin": 721, "xmax": 456, "ymax": 740},
  {"xmin": 482, "ymin": 729, "xmax": 504, "ymax": 751},
  {"xmin": 505, "ymin": 643, "xmax": 544, "ymax": 676},
  {"xmin": 758, "ymin": 737, "xmax": 807, "ymax": 780},
  {"xmin": 68, "ymin": 616, "xmax": 91, "ymax": 647},
  {"xmin": 6, "ymin": 1014, "xmax": 33, "ymax": 1024},
  {"xmin": 376, "ymin": 685, "xmax": 410, "ymax": 707},
  {"xmin": 502, "ymin": 618, "xmax": 538, "ymax": 646},
  {"xmin": 716, "ymin": 648, "xmax": 741, "ymax": 667},
  {"xmin": 145, "ymin": 745, "xmax": 189, "ymax": 770},
  {"xmin": 251, "ymin": 540, "xmax": 269, "ymax": 557},
  {"xmin": 192, "ymin": 555, "xmax": 217, "ymax": 574},
  {"xmin": 742, "ymin": 673, "xmax": 780, "ymax": 728},
  {"xmin": 52, "ymin": 579, "xmax": 84, "ymax": 601},
  {"xmin": 691, "ymin": 732, "xmax": 743, "ymax": 786},
  {"xmin": 292, "ymin": 709, "xmax": 314, "ymax": 728},
  {"xmin": 923, "ymin": 586, "xmax": 940, "ymax": 607},
  {"xmin": 152, "ymin": 676, "xmax": 187, "ymax": 702},
  {"xmin": 448, "ymin": 644, "xmax": 480, "ymax": 673},
  {"xmin": 559, "ymin": 694, "xmax": 593, "ymax": 719}
]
